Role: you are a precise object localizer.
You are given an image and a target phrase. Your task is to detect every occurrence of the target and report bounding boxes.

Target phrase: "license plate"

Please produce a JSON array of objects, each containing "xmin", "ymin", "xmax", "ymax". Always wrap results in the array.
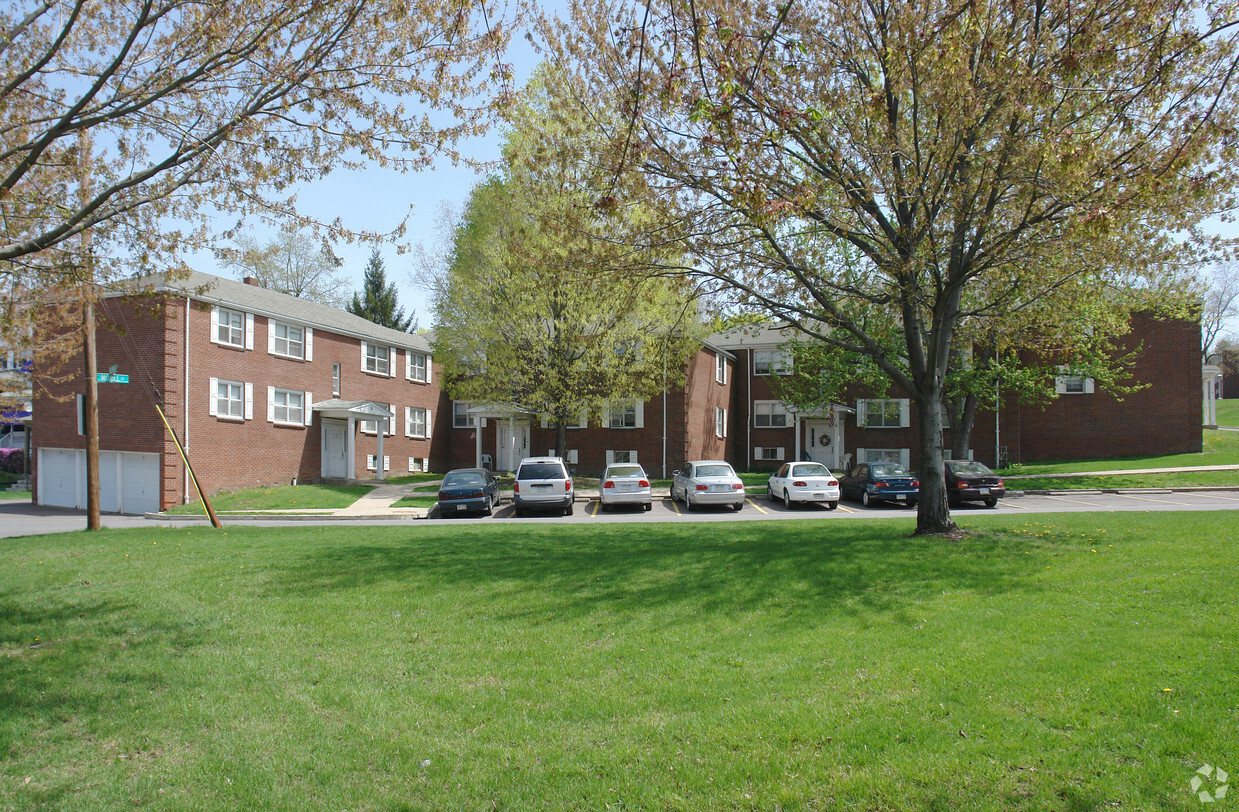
[
  {"xmin": 896, "ymin": 494, "xmax": 906, "ymax": 500},
  {"xmin": 709, "ymin": 484, "xmax": 728, "ymax": 492},
  {"xmin": 813, "ymin": 492, "xmax": 825, "ymax": 499},
  {"xmin": 979, "ymin": 487, "xmax": 990, "ymax": 494},
  {"xmin": 533, "ymin": 484, "xmax": 551, "ymax": 493},
  {"xmin": 620, "ymin": 484, "xmax": 635, "ymax": 492},
  {"xmin": 455, "ymin": 504, "xmax": 468, "ymax": 510}
]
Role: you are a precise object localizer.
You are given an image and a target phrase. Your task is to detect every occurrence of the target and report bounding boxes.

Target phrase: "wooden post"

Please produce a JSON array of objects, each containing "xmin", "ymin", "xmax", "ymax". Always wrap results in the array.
[{"xmin": 84, "ymin": 300, "xmax": 100, "ymax": 530}]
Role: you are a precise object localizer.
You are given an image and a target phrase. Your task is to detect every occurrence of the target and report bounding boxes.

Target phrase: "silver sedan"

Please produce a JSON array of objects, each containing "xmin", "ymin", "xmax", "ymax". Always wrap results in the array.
[
  {"xmin": 671, "ymin": 460, "xmax": 746, "ymax": 511},
  {"xmin": 767, "ymin": 462, "xmax": 840, "ymax": 509},
  {"xmin": 599, "ymin": 464, "xmax": 653, "ymax": 511}
]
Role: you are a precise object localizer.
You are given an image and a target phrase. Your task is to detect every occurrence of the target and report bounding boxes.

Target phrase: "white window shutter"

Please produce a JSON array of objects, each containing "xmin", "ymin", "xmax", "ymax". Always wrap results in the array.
[
  {"xmin": 723, "ymin": 409, "xmax": 728, "ymax": 438},
  {"xmin": 856, "ymin": 447, "xmax": 867, "ymax": 464},
  {"xmin": 304, "ymin": 391, "xmax": 313, "ymax": 425},
  {"xmin": 388, "ymin": 347, "xmax": 396, "ymax": 378},
  {"xmin": 405, "ymin": 406, "xmax": 413, "ymax": 437},
  {"xmin": 384, "ymin": 456, "xmax": 390, "ymax": 471},
  {"xmin": 408, "ymin": 457, "xmax": 416, "ymax": 473},
  {"xmin": 900, "ymin": 448, "xmax": 911, "ymax": 468},
  {"xmin": 900, "ymin": 400, "xmax": 911, "ymax": 428},
  {"xmin": 244, "ymin": 313, "xmax": 254, "ymax": 350},
  {"xmin": 540, "ymin": 417, "xmax": 549, "ymax": 429},
  {"xmin": 579, "ymin": 410, "xmax": 588, "ymax": 428},
  {"xmin": 605, "ymin": 450, "xmax": 614, "ymax": 466},
  {"xmin": 426, "ymin": 356, "xmax": 433, "ymax": 384},
  {"xmin": 1055, "ymin": 377, "xmax": 1068, "ymax": 394},
  {"xmin": 267, "ymin": 386, "xmax": 275, "ymax": 423},
  {"xmin": 405, "ymin": 352, "xmax": 413, "ymax": 381},
  {"xmin": 367, "ymin": 454, "xmax": 376, "ymax": 471},
  {"xmin": 388, "ymin": 404, "xmax": 395, "ymax": 436},
  {"xmin": 244, "ymin": 382, "xmax": 253, "ymax": 420},
  {"xmin": 360, "ymin": 342, "xmax": 368, "ymax": 372},
  {"xmin": 856, "ymin": 400, "xmax": 868, "ymax": 427},
  {"xmin": 210, "ymin": 308, "xmax": 220, "ymax": 344},
  {"xmin": 635, "ymin": 401, "xmax": 645, "ymax": 428},
  {"xmin": 305, "ymin": 328, "xmax": 313, "ymax": 361},
  {"xmin": 208, "ymin": 378, "xmax": 218, "ymax": 416},
  {"xmin": 267, "ymin": 321, "xmax": 276, "ymax": 355},
  {"xmin": 1084, "ymin": 378, "xmax": 1095, "ymax": 394},
  {"xmin": 630, "ymin": 450, "xmax": 638, "ymax": 463},
  {"xmin": 425, "ymin": 409, "xmax": 432, "ymax": 439},
  {"xmin": 548, "ymin": 448, "xmax": 556, "ymax": 457},
  {"xmin": 777, "ymin": 447, "xmax": 786, "ymax": 460},
  {"xmin": 77, "ymin": 394, "xmax": 84, "ymax": 435},
  {"xmin": 753, "ymin": 447, "xmax": 763, "ymax": 461},
  {"xmin": 568, "ymin": 449, "xmax": 578, "ymax": 464}
]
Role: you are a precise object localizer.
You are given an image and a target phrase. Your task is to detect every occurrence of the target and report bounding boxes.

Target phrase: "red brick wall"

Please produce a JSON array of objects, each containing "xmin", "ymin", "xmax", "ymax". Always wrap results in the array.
[{"xmin": 682, "ymin": 347, "xmax": 732, "ymax": 467}]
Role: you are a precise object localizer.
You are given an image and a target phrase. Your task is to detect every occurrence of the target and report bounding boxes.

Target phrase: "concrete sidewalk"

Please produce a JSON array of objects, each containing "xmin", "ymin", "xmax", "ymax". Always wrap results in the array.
[{"xmin": 331, "ymin": 481, "xmax": 431, "ymax": 517}]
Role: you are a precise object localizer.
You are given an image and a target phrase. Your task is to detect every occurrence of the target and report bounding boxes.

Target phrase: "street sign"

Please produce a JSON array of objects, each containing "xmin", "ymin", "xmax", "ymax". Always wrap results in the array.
[{"xmin": 97, "ymin": 365, "xmax": 128, "ymax": 384}]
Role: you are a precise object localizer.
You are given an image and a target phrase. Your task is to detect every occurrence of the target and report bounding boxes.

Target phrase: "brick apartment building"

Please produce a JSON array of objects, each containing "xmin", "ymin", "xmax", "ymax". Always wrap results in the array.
[{"xmin": 31, "ymin": 272, "xmax": 1202, "ymax": 513}]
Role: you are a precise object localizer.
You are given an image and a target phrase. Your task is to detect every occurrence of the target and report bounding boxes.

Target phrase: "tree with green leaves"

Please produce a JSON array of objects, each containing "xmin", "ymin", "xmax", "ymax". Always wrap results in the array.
[
  {"xmin": 430, "ymin": 67, "xmax": 704, "ymax": 456},
  {"xmin": 551, "ymin": 0, "xmax": 1236, "ymax": 535},
  {"xmin": 348, "ymin": 249, "xmax": 416, "ymax": 332}
]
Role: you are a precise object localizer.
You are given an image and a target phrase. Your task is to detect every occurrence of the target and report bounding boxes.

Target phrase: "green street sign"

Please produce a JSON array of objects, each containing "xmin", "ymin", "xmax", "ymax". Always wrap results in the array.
[{"xmin": 97, "ymin": 365, "xmax": 129, "ymax": 384}]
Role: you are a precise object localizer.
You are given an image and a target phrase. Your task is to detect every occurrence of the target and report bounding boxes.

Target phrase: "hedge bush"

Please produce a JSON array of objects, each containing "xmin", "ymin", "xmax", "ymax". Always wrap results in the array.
[{"xmin": 0, "ymin": 448, "xmax": 26, "ymax": 474}]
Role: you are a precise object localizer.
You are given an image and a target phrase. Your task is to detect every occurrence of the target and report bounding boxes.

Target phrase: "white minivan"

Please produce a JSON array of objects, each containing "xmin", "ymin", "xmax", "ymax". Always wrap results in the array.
[{"xmin": 512, "ymin": 456, "xmax": 574, "ymax": 517}]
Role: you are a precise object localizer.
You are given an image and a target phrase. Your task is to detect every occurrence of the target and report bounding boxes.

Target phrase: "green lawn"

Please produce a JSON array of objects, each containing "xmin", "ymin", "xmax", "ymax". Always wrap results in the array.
[
  {"xmin": 1216, "ymin": 398, "xmax": 1239, "ymax": 427},
  {"xmin": 163, "ymin": 483, "xmax": 374, "ymax": 514},
  {"xmin": 2, "ymin": 515, "xmax": 1236, "ymax": 809},
  {"xmin": 391, "ymin": 495, "xmax": 438, "ymax": 508},
  {"xmin": 1000, "ymin": 427, "xmax": 1239, "ymax": 477}
]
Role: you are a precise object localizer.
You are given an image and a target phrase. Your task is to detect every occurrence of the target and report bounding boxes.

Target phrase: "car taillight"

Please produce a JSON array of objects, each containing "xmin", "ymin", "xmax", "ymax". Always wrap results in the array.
[
  {"xmin": 827, "ymin": 479, "xmax": 838, "ymax": 486},
  {"xmin": 437, "ymin": 491, "xmax": 447, "ymax": 500},
  {"xmin": 565, "ymin": 480, "xmax": 572, "ymax": 491},
  {"xmin": 957, "ymin": 481, "xmax": 969, "ymax": 488},
  {"xmin": 603, "ymin": 480, "xmax": 614, "ymax": 489},
  {"xmin": 793, "ymin": 480, "xmax": 807, "ymax": 487},
  {"xmin": 732, "ymin": 483, "xmax": 743, "ymax": 490},
  {"xmin": 875, "ymin": 480, "xmax": 888, "ymax": 488},
  {"xmin": 513, "ymin": 482, "xmax": 519, "ymax": 493},
  {"xmin": 912, "ymin": 479, "xmax": 920, "ymax": 487},
  {"xmin": 997, "ymin": 479, "xmax": 1004, "ymax": 487},
  {"xmin": 695, "ymin": 484, "xmax": 709, "ymax": 491},
  {"xmin": 639, "ymin": 479, "xmax": 649, "ymax": 488}
]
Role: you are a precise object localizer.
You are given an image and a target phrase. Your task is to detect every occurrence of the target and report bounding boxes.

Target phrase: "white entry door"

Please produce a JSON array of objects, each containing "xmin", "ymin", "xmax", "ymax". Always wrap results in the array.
[
  {"xmin": 497, "ymin": 421, "xmax": 530, "ymax": 471},
  {"xmin": 321, "ymin": 419, "xmax": 349, "ymax": 478},
  {"xmin": 804, "ymin": 419, "xmax": 841, "ymax": 470}
]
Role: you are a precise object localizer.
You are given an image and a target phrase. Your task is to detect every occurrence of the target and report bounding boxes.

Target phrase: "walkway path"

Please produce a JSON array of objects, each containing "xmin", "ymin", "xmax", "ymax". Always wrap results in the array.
[{"xmin": 332, "ymin": 482, "xmax": 426, "ymax": 517}]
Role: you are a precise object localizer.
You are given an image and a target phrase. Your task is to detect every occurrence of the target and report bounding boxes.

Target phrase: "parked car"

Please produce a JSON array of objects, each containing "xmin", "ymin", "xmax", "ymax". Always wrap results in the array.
[
  {"xmin": 839, "ymin": 461, "xmax": 919, "ymax": 507},
  {"xmin": 671, "ymin": 460, "xmax": 746, "ymax": 511},
  {"xmin": 944, "ymin": 459, "xmax": 1006, "ymax": 507},
  {"xmin": 436, "ymin": 467, "xmax": 501, "ymax": 517},
  {"xmin": 512, "ymin": 456, "xmax": 574, "ymax": 517},
  {"xmin": 599, "ymin": 463, "xmax": 653, "ymax": 511},
  {"xmin": 767, "ymin": 462, "xmax": 840, "ymax": 509}
]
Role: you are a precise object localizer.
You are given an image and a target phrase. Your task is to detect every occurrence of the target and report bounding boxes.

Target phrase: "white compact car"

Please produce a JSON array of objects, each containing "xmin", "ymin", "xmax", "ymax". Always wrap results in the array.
[
  {"xmin": 767, "ymin": 462, "xmax": 840, "ymax": 509},
  {"xmin": 671, "ymin": 460, "xmax": 746, "ymax": 511},
  {"xmin": 599, "ymin": 463, "xmax": 653, "ymax": 511}
]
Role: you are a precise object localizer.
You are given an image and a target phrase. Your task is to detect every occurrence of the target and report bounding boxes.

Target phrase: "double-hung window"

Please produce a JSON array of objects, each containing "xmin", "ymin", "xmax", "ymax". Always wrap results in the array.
[
  {"xmin": 453, "ymin": 401, "xmax": 476, "ymax": 428},
  {"xmin": 858, "ymin": 399, "xmax": 908, "ymax": 428},
  {"xmin": 1055, "ymin": 367, "xmax": 1095, "ymax": 394},
  {"xmin": 271, "ymin": 322, "xmax": 306, "ymax": 359},
  {"xmin": 609, "ymin": 400, "xmax": 638, "ymax": 428},
  {"xmin": 753, "ymin": 350, "xmax": 791, "ymax": 375},
  {"xmin": 363, "ymin": 342, "xmax": 391, "ymax": 376},
  {"xmin": 406, "ymin": 407, "xmax": 429, "ymax": 438},
  {"xmin": 269, "ymin": 388, "xmax": 305, "ymax": 426},
  {"xmin": 753, "ymin": 401, "xmax": 789, "ymax": 428},
  {"xmin": 715, "ymin": 407, "xmax": 727, "ymax": 438},
  {"xmin": 715, "ymin": 352, "xmax": 727, "ymax": 384},
  {"xmin": 209, "ymin": 378, "xmax": 251, "ymax": 421},
  {"xmin": 407, "ymin": 352, "xmax": 429, "ymax": 383},
  {"xmin": 215, "ymin": 307, "xmax": 245, "ymax": 348}
]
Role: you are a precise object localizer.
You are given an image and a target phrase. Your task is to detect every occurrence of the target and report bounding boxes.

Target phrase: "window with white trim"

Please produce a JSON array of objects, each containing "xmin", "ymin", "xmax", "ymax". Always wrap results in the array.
[
  {"xmin": 547, "ymin": 448, "xmax": 579, "ymax": 464},
  {"xmin": 715, "ymin": 406, "xmax": 727, "ymax": 438},
  {"xmin": 362, "ymin": 341, "xmax": 391, "ymax": 376},
  {"xmin": 609, "ymin": 400, "xmax": 638, "ymax": 428},
  {"xmin": 753, "ymin": 349, "xmax": 791, "ymax": 375},
  {"xmin": 407, "ymin": 352, "xmax": 429, "ymax": 383},
  {"xmin": 406, "ymin": 407, "xmax": 429, "ymax": 438},
  {"xmin": 408, "ymin": 457, "xmax": 428, "ymax": 473},
  {"xmin": 1055, "ymin": 367, "xmax": 1095, "ymax": 394},
  {"xmin": 715, "ymin": 352, "xmax": 727, "ymax": 384},
  {"xmin": 332, "ymin": 363, "xmax": 341, "ymax": 397},
  {"xmin": 453, "ymin": 401, "xmax": 476, "ymax": 428},
  {"xmin": 214, "ymin": 379, "xmax": 244, "ymax": 419},
  {"xmin": 754, "ymin": 446, "xmax": 786, "ymax": 461},
  {"xmin": 753, "ymin": 400, "xmax": 789, "ymax": 428},
  {"xmin": 214, "ymin": 307, "xmax": 245, "ymax": 347},
  {"xmin": 858, "ymin": 399, "xmax": 909, "ymax": 428},
  {"xmin": 360, "ymin": 404, "xmax": 395, "ymax": 435},
  {"xmin": 858, "ymin": 447, "xmax": 909, "ymax": 466},
  {"xmin": 270, "ymin": 321, "xmax": 305, "ymax": 359},
  {"xmin": 270, "ymin": 388, "xmax": 304, "ymax": 426},
  {"xmin": 607, "ymin": 449, "xmax": 636, "ymax": 465},
  {"xmin": 367, "ymin": 454, "xmax": 390, "ymax": 472}
]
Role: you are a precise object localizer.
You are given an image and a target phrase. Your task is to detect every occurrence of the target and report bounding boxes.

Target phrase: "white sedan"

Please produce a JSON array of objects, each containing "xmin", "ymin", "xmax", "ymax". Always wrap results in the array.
[
  {"xmin": 672, "ymin": 460, "xmax": 746, "ymax": 511},
  {"xmin": 599, "ymin": 464, "xmax": 653, "ymax": 511},
  {"xmin": 767, "ymin": 462, "xmax": 840, "ymax": 509}
]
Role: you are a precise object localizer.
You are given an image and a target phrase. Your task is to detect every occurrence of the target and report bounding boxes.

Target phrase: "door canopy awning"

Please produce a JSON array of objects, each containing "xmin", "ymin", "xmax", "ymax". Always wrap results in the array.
[{"xmin": 311, "ymin": 399, "xmax": 394, "ymax": 421}]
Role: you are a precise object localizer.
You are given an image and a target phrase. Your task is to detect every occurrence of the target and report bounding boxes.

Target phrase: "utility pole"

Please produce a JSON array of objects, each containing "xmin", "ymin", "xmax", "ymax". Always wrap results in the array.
[{"xmin": 79, "ymin": 130, "xmax": 100, "ymax": 530}]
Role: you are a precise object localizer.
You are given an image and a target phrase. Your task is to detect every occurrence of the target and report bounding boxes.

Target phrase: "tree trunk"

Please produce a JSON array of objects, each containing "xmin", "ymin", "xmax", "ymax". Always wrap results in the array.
[
  {"xmin": 554, "ymin": 419, "xmax": 567, "ymax": 460},
  {"xmin": 914, "ymin": 389, "xmax": 958, "ymax": 536},
  {"xmin": 949, "ymin": 392, "xmax": 979, "ymax": 461}
]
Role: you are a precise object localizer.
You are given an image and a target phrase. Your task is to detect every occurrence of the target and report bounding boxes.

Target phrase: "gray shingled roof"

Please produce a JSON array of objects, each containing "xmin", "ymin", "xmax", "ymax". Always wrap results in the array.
[
  {"xmin": 139, "ymin": 270, "xmax": 431, "ymax": 351},
  {"xmin": 709, "ymin": 322, "xmax": 809, "ymax": 349}
]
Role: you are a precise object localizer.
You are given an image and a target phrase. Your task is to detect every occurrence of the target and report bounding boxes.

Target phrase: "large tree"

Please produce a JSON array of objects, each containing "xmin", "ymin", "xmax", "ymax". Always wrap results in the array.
[
  {"xmin": 1202, "ymin": 261, "xmax": 1239, "ymax": 361},
  {"xmin": 549, "ymin": 0, "xmax": 1238, "ymax": 535},
  {"xmin": 224, "ymin": 228, "xmax": 350, "ymax": 307},
  {"xmin": 348, "ymin": 249, "xmax": 416, "ymax": 331},
  {"xmin": 430, "ymin": 68, "xmax": 704, "ymax": 455}
]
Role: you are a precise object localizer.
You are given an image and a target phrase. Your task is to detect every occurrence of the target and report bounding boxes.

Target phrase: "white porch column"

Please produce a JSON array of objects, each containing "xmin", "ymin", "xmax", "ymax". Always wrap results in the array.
[
  {"xmin": 475, "ymin": 419, "xmax": 483, "ymax": 468},
  {"xmin": 793, "ymin": 412, "xmax": 801, "ymax": 461},
  {"xmin": 346, "ymin": 417, "xmax": 356, "ymax": 479},
  {"xmin": 1204, "ymin": 366, "xmax": 1222, "ymax": 428},
  {"xmin": 376, "ymin": 417, "xmax": 385, "ymax": 481}
]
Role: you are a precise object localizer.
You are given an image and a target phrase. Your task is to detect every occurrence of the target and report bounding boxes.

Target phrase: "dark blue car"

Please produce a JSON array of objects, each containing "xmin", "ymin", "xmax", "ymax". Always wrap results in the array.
[
  {"xmin": 437, "ymin": 468, "xmax": 501, "ymax": 517},
  {"xmin": 839, "ymin": 462, "xmax": 919, "ymax": 508}
]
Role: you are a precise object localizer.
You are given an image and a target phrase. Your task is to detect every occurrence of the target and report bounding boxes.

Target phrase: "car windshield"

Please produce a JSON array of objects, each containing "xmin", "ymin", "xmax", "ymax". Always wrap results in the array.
[
  {"xmin": 443, "ymin": 472, "xmax": 485, "ymax": 487},
  {"xmin": 790, "ymin": 463, "xmax": 830, "ymax": 477},
  {"xmin": 949, "ymin": 461, "xmax": 994, "ymax": 476},
  {"xmin": 606, "ymin": 466, "xmax": 643, "ymax": 478},
  {"xmin": 518, "ymin": 463, "xmax": 564, "ymax": 480},
  {"xmin": 870, "ymin": 463, "xmax": 911, "ymax": 477},
  {"xmin": 695, "ymin": 464, "xmax": 734, "ymax": 478}
]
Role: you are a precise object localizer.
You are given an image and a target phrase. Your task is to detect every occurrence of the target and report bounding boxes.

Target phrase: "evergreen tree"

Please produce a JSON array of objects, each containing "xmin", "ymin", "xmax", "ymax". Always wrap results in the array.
[{"xmin": 347, "ymin": 249, "xmax": 416, "ymax": 332}]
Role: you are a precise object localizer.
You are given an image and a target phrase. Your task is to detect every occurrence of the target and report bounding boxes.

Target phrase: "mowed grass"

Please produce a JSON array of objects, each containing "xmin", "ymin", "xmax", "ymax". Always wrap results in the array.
[
  {"xmin": 163, "ymin": 483, "xmax": 374, "ymax": 515},
  {"xmin": 1216, "ymin": 398, "xmax": 1239, "ymax": 427},
  {"xmin": 3, "ymin": 515, "xmax": 1237, "ymax": 809},
  {"xmin": 1002, "ymin": 427, "xmax": 1239, "ymax": 478}
]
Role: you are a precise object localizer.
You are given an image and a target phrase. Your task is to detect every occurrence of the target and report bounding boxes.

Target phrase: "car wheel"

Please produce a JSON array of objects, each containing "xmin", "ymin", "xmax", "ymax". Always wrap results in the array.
[
  {"xmin": 827, "ymin": 501, "xmax": 838, "ymax": 510},
  {"xmin": 685, "ymin": 494, "xmax": 694, "ymax": 511},
  {"xmin": 861, "ymin": 490, "xmax": 872, "ymax": 507},
  {"xmin": 907, "ymin": 500, "xmax": 918, "ymax": 509},
  {"xmin": 565, "ymin": 502, "xmax": 574, "ymax": 516},
  {"xmin": 643, "ymin": 501, "xmax": 652, "ymax": 511},
  {"xmin": 783, "ymin": 489, "xmax": 793, "ymax": 508},
  {"xmin": 514, "ymin": 506, "xmax": 524, "ymax": 518},
  {"xmin": 984, "ymin": 496, "xmax": 998, "ymax": 508},
  {"xmin": 767, "ymin": 486, "xmax": 777, "ymax": 502},
  {"xmin": 734, "ymin": 500, "xmax": 744, "ymax": 512}
]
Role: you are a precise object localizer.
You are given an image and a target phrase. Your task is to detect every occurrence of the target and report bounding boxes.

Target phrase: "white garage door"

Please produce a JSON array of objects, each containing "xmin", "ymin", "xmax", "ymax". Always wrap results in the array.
[
  {"xmin": 39, "ymin": 448, "xmax": 160, "ymax": 514},
  {"xmin": 39, "ymin": 448, "xmax": 84, "ymax": 509}
]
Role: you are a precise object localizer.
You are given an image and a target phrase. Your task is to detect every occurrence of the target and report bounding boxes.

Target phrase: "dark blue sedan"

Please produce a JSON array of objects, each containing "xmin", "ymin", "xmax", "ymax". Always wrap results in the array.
[
  {"xmin": 839, "ymin": 462, "xmax": 919, "ymax": 508},
  {"xmin": 437, "ymin": 468, "xmax": 501, "ymax": 516}
]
